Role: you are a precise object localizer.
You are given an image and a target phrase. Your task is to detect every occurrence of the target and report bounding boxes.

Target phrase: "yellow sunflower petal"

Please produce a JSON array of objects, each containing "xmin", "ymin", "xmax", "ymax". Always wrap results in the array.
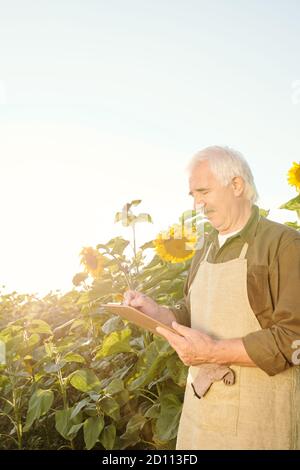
[
  {"xmin": 154, "ymin": 223, "xmax": 197, "ymax": 263},
  {"xmin": 287, "ymin": 161, "xmax": 300, "ymax": 191},
  {"xmin": 80, "ymin": 247, "xmax": 104, "ymax": 278}
]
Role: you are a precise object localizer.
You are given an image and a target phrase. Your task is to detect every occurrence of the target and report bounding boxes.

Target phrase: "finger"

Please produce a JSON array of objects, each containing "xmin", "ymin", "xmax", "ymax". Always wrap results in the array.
[
  {"xmin": 156, "ymin": 331, "xmax": 185, "ymax": 359},
  {"xmin": 156, "ymin": 326, "xmax": 184, "ymax": 348},
  {"xmin": 123, "ymin": 290, "xmax": 137, "ymax": 305},
  {"xmin": 130, "ymin": 293, "xmax": 146, "ymax": 308},
  {"xmin": 171, "ymin": 321, "xmax": 193, "ymax": 337}
]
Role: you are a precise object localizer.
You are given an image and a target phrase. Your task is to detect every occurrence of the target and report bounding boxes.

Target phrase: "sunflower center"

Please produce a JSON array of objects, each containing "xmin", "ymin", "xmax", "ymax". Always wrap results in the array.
[{"xmin": 164, "ymin": 237, "xmax": 192, "ymax": 257}]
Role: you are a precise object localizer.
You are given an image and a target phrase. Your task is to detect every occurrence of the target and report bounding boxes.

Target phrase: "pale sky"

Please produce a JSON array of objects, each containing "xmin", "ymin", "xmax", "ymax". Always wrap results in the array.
[{"xmin": 0, "ymin": 0, "xmax": 299, "ymax": 295}]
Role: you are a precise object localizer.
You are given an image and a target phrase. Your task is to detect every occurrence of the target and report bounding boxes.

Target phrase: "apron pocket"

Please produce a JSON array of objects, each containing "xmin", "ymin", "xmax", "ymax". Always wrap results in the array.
[{"xmin": 185, "ymin": 365, "xmax": 240, "ymax": 435}]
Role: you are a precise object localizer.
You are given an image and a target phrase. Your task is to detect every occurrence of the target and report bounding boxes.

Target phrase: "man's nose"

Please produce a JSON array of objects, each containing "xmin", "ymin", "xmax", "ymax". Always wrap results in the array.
[{"xmin": 193, "ymin": 197, "xmax": 205, "ymax": 211}]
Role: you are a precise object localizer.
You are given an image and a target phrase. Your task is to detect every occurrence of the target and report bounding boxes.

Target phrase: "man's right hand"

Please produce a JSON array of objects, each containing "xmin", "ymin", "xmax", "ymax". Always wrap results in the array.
[
  {"xmin": 123, "ymin": 290, "xmax": 177, "ymax": 326},
  {"xmin": 123, "ymin": 290, "xmax": 160, "ymax": 318}
]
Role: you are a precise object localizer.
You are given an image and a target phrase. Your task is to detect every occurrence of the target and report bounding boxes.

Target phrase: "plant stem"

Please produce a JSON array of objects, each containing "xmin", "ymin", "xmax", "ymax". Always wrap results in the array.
[
  {"xmin": 57, "ymin": 368, "xmax": 68, "ymax": 409},
  {"xmin": 139, "ymin": 393, "xmax": 156, "ymax": 404},
  {"xmin": 132, "ymin": 224, "xmax": 139, "ymax": 276},
  {"xmin": 106, "ymin": 252, "xmax": 132, "ymax": 289},
  {"xmin": 139, "ymin": 388, "xmax": 159, "ymax": 400},
  {"xmin": 56, "ymin": 354, "xmax": 68, "ymax": 409},
  {"xmin": 11, "ymin": 385, "xmax": 22, "ymax": 449}
]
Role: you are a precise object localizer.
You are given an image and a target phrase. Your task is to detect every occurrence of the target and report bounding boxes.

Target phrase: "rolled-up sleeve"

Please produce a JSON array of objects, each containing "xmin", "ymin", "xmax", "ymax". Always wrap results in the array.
[
  {"xmin": 169, "ymin": 269, "xmax": 191, "ymax": 327},
  {"xmin": 169, "ymin": 298, "xmax": 191, "ymax": 327},
  {"xmin": 242, "ymin": 238, "xmax": 300, "ymax": 376}
]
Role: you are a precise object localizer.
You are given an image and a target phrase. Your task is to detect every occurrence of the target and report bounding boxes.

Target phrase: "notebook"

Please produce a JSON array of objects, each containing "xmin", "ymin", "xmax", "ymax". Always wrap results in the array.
[{"xmin": 100, "ymin": 303, "xmax": 180, "ymax": 337}]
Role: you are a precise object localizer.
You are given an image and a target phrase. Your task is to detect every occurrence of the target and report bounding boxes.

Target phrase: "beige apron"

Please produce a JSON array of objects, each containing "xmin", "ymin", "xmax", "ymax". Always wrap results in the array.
[{"xmin": 176, "ymin": 242, "xmax": 300, "ymax": 450}]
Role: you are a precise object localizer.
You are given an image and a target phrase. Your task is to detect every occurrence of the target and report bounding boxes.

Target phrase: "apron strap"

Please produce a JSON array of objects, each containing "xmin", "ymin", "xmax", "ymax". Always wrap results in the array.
[
  {"xmin": 239, "ymin": 242, "xmax": 249, "ymax": 259},
  {"xmin": 203, "ymin": 243, "xmax": 213, "ymax": 261}
]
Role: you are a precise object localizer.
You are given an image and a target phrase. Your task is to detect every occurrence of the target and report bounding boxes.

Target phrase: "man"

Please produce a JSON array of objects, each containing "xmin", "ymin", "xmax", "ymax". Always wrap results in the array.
[{"xmin": 124, "ymin": 146, "xmax": 300, "ymax": 450}]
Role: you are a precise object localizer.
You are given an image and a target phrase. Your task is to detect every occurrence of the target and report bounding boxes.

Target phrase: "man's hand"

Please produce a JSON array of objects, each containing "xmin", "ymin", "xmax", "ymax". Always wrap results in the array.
[
  {"xmin": 123, "ymin": 290, "xmax": 160, "ymax": 317},
  {"xmin": 123, "ymin": 290, "xmax": 177, "ymax": 327},
  {"xmin": 157, "ymin": 321, "xmax": 257, "ymax": 367},
  {"xmin": 156, "ymin": 321, "xmax": 217, "ymax": 366}
]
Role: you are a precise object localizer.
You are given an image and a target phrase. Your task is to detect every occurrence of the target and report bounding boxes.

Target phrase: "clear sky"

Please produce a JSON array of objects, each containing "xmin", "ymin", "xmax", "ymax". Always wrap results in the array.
[{"xmin": 0, "ymin": 0, "xmax": 299, "ymax": 295}]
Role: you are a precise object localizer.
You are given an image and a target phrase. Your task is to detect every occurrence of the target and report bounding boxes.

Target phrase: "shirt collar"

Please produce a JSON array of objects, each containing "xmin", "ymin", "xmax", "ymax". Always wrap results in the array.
[{"xmin": 207, "ymin": 205, "xmax": 261, "ymax": 245}]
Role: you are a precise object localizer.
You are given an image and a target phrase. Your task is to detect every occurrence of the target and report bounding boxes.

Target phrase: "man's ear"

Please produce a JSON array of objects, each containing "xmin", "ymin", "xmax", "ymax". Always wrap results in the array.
[{"xmin": 231, "ymin": 176, "xmax": 245, "ymax": 197}]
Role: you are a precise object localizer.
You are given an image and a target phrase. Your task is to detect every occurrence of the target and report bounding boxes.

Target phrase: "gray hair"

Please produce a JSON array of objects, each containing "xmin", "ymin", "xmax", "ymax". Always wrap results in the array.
[{"xmin": 187, "ymin": 145, "xmax": 259, "ymax": 204}]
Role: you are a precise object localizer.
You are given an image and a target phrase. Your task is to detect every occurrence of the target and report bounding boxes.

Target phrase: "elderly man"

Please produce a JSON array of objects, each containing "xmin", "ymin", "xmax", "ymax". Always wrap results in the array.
[{"xmin": 124, "ymin": 146, "xmax": 300, "ymax": 450}]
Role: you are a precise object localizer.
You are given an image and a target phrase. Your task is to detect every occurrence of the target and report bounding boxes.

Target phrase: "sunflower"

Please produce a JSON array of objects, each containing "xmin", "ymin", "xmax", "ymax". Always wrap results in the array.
[
  {"xmin": 72, "ymin": 272, "xmax": 88, "ymax": 286},
  {"xmin": 287, "ymin": 162, "xmax": 300, "ymax": 191},
  {"xmin": 153, "ymin": 223, "xmax": 197, "ymax": 263},
  {"xmin": 80, "ymin": 247, "xmax": 104, "ymax": 278}
]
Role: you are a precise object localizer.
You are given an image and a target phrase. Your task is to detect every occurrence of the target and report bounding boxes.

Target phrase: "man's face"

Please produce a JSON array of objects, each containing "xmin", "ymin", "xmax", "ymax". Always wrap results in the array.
[{"xmin": 188, "ymin": 159, "xmax": 238, "ymax": 232}]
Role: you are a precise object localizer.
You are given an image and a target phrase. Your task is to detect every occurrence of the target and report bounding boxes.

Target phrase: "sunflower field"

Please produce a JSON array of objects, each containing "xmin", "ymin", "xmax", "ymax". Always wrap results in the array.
[{"xmin": 0, "ymin": 163, "xmax": 299, "ymax": 450}]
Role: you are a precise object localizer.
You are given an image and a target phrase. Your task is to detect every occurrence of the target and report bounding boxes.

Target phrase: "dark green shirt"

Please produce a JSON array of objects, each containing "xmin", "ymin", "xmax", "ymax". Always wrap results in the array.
[{"xmin": 170, "ymin": 205, "xmax": 300, "ymax": 376}]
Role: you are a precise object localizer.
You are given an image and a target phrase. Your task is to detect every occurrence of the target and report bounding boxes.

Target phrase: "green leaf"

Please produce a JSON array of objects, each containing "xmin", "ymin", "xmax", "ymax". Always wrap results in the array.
[
  {"xmin": 145, "ymin": 403, "xmax": 160, "ymax": 418},
  {"xmin": 89, "ymin": 279, "xmax": 113, "ymax": 300},
  {"xmin": 96, "ymin": 243, "xmax": 109, "ymax": 250},
  {"xmin": 55, "ymin": 405, "xmax": 83, "ymax": 440},
  {"xmin": 130, "ymin": 199, "xmax": 142, "ymax": 207},
  {"xmin": 44, "ymin": 360, "xmax": 66, "ymax": 373},
  {"xmin": 154, "ymin": 393, "xmax": 182, "ymax": 442},
  {"xmin": 70, "ymin": 398, "xmax": 90, "ymax": 420},
  {"xmin": 139, "ymin": 241, "xmax": 154, "ymax": 250},
  {"xmin": 28, "ymin": 319, "xmax": 53, "ymax": 335},
  {"xmin": 55, "ymin": 408, "xmax": 72, "ymax": 440},
  {"xmin": 24, "ymin": 389, "xmax": 54, "ymax": 431},
  {"xmin": 105, "ymin": 378, "xmax": 124, "ymax": 395},
  {"xmin": 127, "ymin": 338, "xmax": 173, "ymax": 390},
  {"xmin": 99, "ymin": 424, "xmax": 116, "ymax": 450},
  {"xmin": 120, "ymin": 414, "xmax": 146, "ymax": 442},
  {"xmin": 84, "ymin": 416, "xmax": 105, "ymax": 450},
  {"xmin": 76, "ymin": 292, "xmax": 91, "ymax": 306},
  {"xmin": 101, "ymin": 316, "xmax": 124, "ymax": 335},
  {"xmin": 67, "ymin": 423, "xmax": 83, "ymax": 436},
  {"xmin": 135, "ymin": 213, "xmax": 153, "ymax": 224},
  {"xmin": 69, "ymin": 369, "xmax": 101, "ymax": 392},
  {"xmin": 111, "ymin": 237, "xmax": 130, "ymax": 255},
  {"xmin": 4, "ymin": 333, "xmax": 24, "ymax": 356},
  {"xmin": 280, "ymin": 194, "xmax": 300, "ymax": 212},
  {"xmin": 145, "ymin": 255, "xmax": 162, "ymax": 269},
  {"xmin": 25, "ymin": 333, "xmax": 41, "ymax": 349},
  {"xmin": 100, "ymin": 396, "xmax": 120, "ymax": 421},
  {"xmin": 95, "ymin": 327, "xmax": 133, "ymax": 359},
  {"xmin": 142, "ymin": 265, "xmax": 185, "ymax": 291},
  {"xmin": 166, "ymin": 355, "xmax": 188, "ymax": 388},
  {"xmin": 69, "ymin": 319, "xmax": 86, "ymax": 331},
  {"xmin": 114, "ymin": 212, "xmax": 124, "ymax": 223},
  {"xmin": 106, "ymin": 236, "xmax": 126, "ymax": 249},
  {"xmin": 285, "ymin": 221, "xmax": 300, "ymax": 230},
  {"xmin": 114, "ymin": 389, "xmax": 130, "ymax": 407},
  {"xmin": 63, "ymin": 353, "xmax": 85, "ymax": 363},
  {"xmin": 259, "ymin": 208, "xmax": 270, "ymax": 218},
  {"xmin": 72, "ymin": 272, "xmax": 88, "ymax": 286}
]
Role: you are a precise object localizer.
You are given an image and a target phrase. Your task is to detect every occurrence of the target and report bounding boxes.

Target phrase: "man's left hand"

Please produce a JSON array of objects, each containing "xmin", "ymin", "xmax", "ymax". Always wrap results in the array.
[{"xmin": 156, "ymin": 322, "xmax": 217, "ymax": 366}]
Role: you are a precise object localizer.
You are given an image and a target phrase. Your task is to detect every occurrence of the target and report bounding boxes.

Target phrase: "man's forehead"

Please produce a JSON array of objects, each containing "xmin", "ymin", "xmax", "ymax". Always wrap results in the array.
[{"xmin": 189, "ymin": 161, "xmax": 214, "ymax": 183}]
